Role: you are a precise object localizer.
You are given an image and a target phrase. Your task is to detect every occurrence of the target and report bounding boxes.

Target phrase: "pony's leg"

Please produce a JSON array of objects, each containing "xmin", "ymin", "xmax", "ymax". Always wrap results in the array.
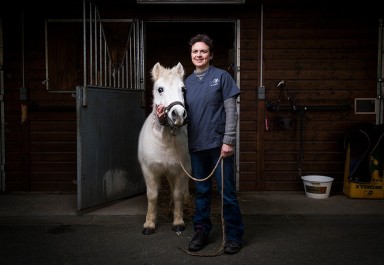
[
  {"xmin": 142, "ymin": 170, "xmax": 160, "ymax": 235},
  {"xmin": 182, "ymin": 157, "xmax": 192, "ymax": 203},
  {"xmin": 169, "ymin": 174, "xmax": 187, "ymax": 233}
]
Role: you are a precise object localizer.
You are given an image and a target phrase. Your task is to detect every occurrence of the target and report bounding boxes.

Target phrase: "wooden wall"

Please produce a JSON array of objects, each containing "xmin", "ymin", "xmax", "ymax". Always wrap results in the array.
[
  {"xmin": 2, "ymin": 3, "xmax": 82, "ymax": 191},
  {"xmin": 239, "ymin": 3, "xmax": 379, "ymax": 191}
]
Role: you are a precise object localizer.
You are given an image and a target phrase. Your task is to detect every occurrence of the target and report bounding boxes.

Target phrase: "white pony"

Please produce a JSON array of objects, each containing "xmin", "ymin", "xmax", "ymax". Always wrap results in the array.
[{"xmin": 138, "ymin": 62, "xmax": 191, "ymax": 235}]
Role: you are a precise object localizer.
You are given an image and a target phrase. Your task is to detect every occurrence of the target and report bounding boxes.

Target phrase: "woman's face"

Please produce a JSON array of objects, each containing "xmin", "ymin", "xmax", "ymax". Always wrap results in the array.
[{"xmin": 191, "ymin": 41, "xmax": 212, "ymax": 71}]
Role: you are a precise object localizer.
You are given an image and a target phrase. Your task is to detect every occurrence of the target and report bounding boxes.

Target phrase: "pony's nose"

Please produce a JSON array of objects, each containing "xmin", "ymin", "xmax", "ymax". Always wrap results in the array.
[
  {"xmin": 171, "ymin": 109, "xmax": 182, "ymax": 120},
  {"xmin": 170, "ymin": 108, "xmax": 187, "ymax": 126},
  {"xmin": 174, "ymin": 109, "xmax": 187, "ymax": 118},
  {"xmin": 171, "ymin": 109, "xmax": 177, "ymax": 119}
]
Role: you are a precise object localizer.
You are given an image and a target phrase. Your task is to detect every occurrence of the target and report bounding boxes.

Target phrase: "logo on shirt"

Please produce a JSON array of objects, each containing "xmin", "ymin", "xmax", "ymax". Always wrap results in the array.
[{"xmin": 210, "ymin": 78, "xmax": 220, "ymax": 87}]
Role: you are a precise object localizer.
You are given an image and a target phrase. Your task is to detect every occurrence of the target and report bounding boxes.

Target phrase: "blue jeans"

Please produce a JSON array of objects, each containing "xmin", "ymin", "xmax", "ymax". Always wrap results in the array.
[{"xmin": 191, "ymin": 148, "xmax": 244, "ymax": 244}]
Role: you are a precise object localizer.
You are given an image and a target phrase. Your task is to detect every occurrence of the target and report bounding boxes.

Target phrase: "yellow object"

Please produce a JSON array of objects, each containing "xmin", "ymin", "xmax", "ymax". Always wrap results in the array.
[{"xmin": 343, "ymin": 143, "xmax": 384, "ymax": 199}]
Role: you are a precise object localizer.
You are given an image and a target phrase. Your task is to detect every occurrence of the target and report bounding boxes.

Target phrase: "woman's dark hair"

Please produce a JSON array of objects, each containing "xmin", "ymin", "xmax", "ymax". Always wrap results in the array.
[{"xmin": 189, "ymin": 34, "xmax": 214, "ymax": 53}]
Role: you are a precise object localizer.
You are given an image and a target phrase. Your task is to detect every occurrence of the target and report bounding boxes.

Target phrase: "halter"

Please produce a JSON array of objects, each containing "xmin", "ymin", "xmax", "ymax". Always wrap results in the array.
[{"xmin": 158, "ymin": 101, "xmax": 189, "ymax": 130}]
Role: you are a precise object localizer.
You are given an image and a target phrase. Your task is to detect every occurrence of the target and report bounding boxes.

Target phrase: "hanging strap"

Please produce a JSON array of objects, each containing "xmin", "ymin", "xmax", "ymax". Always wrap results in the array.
[{"xmin": 298, "ymin": 108, "xmax": 307, "ymax": 177}]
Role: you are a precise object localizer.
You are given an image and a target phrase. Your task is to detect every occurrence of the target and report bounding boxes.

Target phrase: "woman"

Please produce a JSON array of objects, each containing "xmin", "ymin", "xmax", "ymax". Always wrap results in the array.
[{"xmin": 184, "ymin": 33, "xmax": 244, "ymax": 254}]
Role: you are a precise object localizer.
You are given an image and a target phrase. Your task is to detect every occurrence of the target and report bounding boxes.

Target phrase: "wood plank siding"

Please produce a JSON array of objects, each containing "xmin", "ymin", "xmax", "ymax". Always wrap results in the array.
[
  {"xmin": 2, "ymin": 3, "xmax": 81, "ymax": 191},
  {"xmin": 255, "ymin": 4, "xmax": 379, "ymax": 192},
  {"xmin": 1, "ymin": 1, "xmax": 382, "ymax": 192}
]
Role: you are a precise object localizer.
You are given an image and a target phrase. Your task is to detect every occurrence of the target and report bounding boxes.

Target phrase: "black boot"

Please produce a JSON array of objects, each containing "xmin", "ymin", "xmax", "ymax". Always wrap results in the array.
[{"xmin": 188, "ymin": 229, "xmax": 209, "ymax": 251}]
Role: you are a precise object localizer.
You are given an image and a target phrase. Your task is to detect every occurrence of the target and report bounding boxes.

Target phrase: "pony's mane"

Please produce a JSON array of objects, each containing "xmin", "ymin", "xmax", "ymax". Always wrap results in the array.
[
  {"xmin": 151, "ymin": 67, "xmax": 180, "ymax": 82},
  {"xmin": 160, "ymin": 69, "xmax": 174, "ymax": 81}
]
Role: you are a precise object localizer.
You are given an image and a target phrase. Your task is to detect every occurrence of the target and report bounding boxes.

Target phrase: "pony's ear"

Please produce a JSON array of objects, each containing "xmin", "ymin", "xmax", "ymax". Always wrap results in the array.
[
  {"xmin": 151, "ymin": 62, "xmax": 163, "ymax": 81},
  {"xmin": 173, "ymin": 62, "xmax": 184, "ymax": 78}
]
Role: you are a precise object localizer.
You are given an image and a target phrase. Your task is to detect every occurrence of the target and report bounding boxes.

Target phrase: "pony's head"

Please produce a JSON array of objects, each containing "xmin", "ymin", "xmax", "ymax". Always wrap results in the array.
[{"xmin": 151, "ymin": 62, "xmax": 188, "ymax": 129}]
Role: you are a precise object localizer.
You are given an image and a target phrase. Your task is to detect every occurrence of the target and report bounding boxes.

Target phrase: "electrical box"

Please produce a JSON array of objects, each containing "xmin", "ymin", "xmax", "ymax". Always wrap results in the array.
[{"xmin": 354, "ymin": 98, "xmax": 377, "ymax": 114}]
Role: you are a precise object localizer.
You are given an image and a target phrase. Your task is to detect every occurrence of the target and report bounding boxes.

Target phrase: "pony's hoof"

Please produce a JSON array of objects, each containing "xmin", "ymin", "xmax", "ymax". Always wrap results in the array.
[
  {"xmin": 172, "ymin": 225, "xmax": 185, "ymax": 233},
  {"xmin": 142, "ymin": 227, "xmax": 155, "ymax": 235}
]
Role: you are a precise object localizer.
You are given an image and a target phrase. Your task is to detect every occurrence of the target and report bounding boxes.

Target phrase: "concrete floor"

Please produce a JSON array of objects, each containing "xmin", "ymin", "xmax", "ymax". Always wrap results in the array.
[
  {"xmin": 0, "ymin": 191, "xmax": 383, "ymax": 218},
  {"xmin": 1, "ymin": 191, "xmax": 384, "ymax": 265}
]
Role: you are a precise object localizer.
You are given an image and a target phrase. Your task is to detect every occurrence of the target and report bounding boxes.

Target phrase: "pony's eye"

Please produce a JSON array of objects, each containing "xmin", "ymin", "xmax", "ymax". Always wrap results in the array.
[
  {"xmin": 182, "ymin": 86, "xmax": 186, "ymax": 94},
  {"xmin": 158, "ymin": 87, "xmax": 164, "ymax": 94}
]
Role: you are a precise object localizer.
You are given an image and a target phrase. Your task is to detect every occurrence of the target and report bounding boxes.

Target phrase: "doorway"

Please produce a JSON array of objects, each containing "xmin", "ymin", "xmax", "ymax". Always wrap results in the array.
[{"xmin": 144, "ymin": 20, "xmax": 240, "ymax": 185}]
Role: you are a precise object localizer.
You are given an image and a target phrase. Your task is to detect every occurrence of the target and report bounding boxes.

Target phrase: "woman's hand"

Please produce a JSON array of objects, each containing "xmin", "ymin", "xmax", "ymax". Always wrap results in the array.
[
  {"xmin": 221, "ymin": 143, "xmax": 234, "ymax": 158},
  {"xmin": 156, "ymin": 104, "xmax": 167, "ymax": 125},
  {"xmin": 156, "ymin": 104, "xmax": 165, "ymax": 118}
]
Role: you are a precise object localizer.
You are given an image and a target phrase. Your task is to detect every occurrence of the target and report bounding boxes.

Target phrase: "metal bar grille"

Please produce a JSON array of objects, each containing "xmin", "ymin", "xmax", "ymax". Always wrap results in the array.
[{"xmin": 83, "ymin": 1, "xmax": 144, "ymax": 90}]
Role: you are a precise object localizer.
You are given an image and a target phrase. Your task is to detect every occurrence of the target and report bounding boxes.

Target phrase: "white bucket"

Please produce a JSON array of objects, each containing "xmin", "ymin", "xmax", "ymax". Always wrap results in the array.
[{"xmin": 301, "ymin": 175, "xmax": 334, "ymax": 199}]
